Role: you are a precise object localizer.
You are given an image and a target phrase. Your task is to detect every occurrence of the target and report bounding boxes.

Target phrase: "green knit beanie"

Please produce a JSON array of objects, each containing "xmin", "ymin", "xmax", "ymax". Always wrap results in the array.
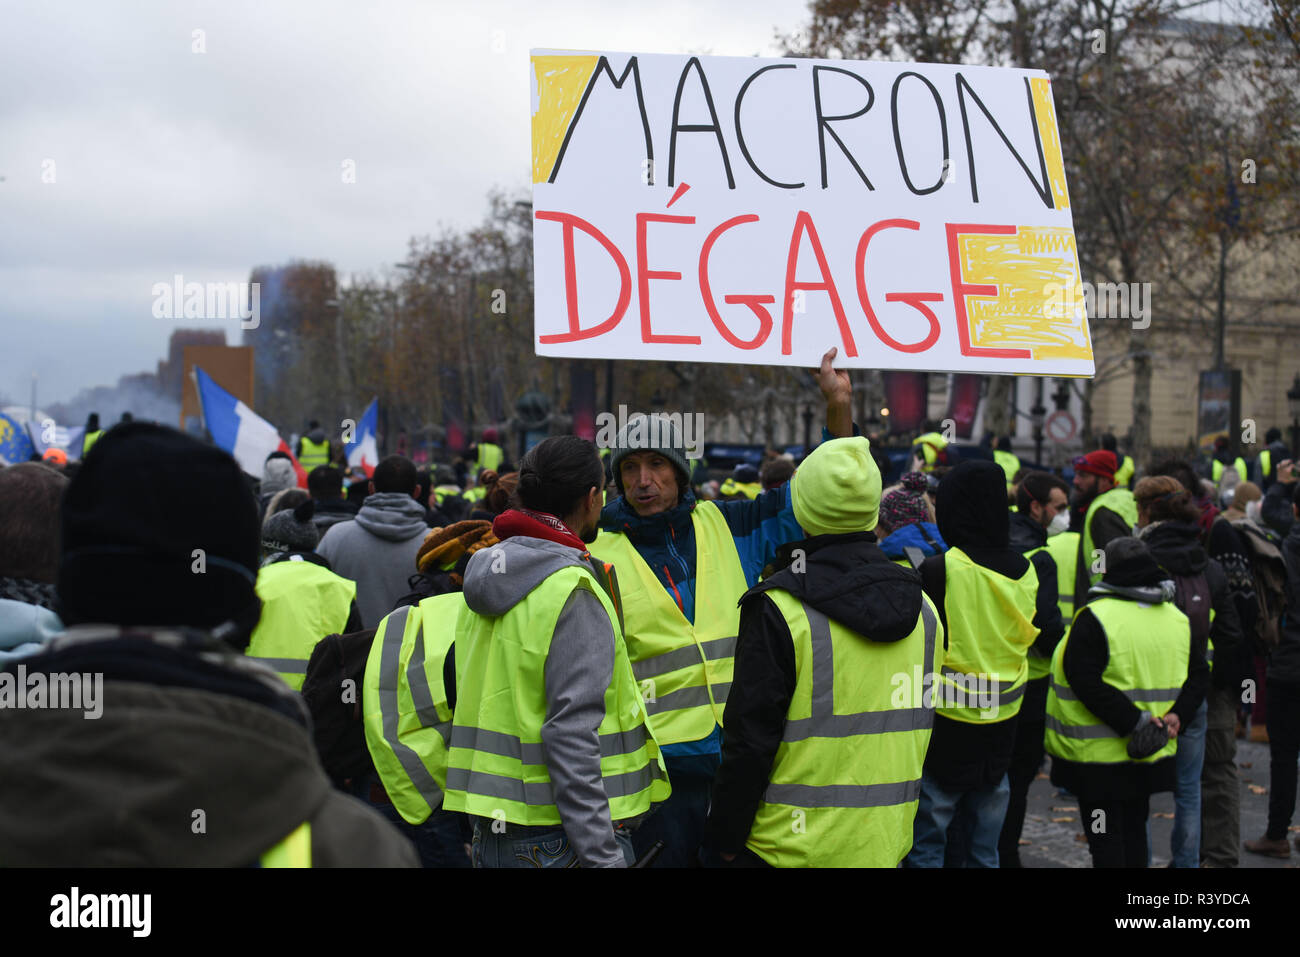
[{"xmin": 791, "ymin": 436, "xmax": 881, "ymax": 535}]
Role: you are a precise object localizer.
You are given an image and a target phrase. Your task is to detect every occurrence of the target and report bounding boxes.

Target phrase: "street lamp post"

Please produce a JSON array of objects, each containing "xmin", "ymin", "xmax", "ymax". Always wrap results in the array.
[
  {"xmin": 1031, "ymin": 377, "xmax": 1047, "ymax": 465},
  {"xmin": 1287, "ymin": 374, "xmax": 1300, "ymax": 458}
]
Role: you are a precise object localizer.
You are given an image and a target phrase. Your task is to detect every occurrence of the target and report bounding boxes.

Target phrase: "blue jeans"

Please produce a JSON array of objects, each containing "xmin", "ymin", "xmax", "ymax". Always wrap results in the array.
[
  {"xmin": 470, "ymin": 819, "xmax": 635, "ymax": 868},
  {"xmin": 1160, "ymin": 700, "xmax": 1207, "ymax": 868},
  {"xmin": 907, "ymin": 772, "xmax": 1011, "ymax": 868},
  {"xmin": 631, "ymin": 769, "xmax": 713, "ymax": 867},
  {"xmin": 349, "ymin": 771, "xmax": 471, "ymax": 868}
]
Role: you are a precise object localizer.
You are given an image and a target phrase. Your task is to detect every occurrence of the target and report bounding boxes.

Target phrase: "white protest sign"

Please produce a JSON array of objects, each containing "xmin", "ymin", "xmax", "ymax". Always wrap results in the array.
[{"xmin": 530, "ymin": 50, "xmax": 1093, "ymax": 376}]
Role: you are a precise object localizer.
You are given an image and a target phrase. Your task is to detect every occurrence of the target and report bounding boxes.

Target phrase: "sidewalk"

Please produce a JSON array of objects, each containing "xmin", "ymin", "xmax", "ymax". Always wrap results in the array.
[{"xmin": 1019, "ymin": 740, "xmax": 1296, "ymax": 868}]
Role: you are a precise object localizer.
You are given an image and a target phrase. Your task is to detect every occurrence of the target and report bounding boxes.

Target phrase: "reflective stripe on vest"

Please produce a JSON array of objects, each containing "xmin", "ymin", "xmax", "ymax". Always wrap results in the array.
[
  {"xmin": 939, "ymin": 547, "xmax": 1039, "ymax": 723},
  {"xmin": 260, "ymin": 821, "xmax": 311, "ymax": 867},
  {"xmin": 745, "ymin": 588, "xmax": 943, "ymax": 867},
  {"xmin": 442, "ymin": 563, "xmax": 669, "ymax": 825},
  {"xmin": 299, "ymin": 437, "xmax": 330, "ymax": 469},
  {"xmin": 82, "ymin": 430, "xmax": 104, "ymax": 456},
  {"xmin": 247, "ymin": 560, "xmax": 355, "ymax": 690},
  {"xmin": 476, "ymin": 443, "xmax": 503, "ymax": 473},
  {"xmin": 363, "ymin": 595, "xmax": 460, "ymax": 825},
  {"xmin": 588, "ymin": 501, "xmax": 748, "ymax": 745},
  {"xmin": 1025, "ymin": 531, "xmax": 1079, "ymax": 681},
  {"xmin": 1081, "ymin": 488, "xmax": 1138, "ymax": 592},
  {"xmin": 1044, "ymin": 596, "xmax": 1189, "ymax": 765}
]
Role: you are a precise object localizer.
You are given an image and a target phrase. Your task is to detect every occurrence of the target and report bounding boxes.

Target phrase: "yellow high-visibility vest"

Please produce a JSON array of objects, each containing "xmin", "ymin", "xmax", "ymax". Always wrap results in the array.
[
  {"xmin": 475, "ymin": 442, "xmax": 504, "ymax": 473},
  {"xmin": 443, "ymin": 563, "xmax": 669, "ymax": 825},
  {"xmin": 937, "ymin": 547, "xmax": 1039, "ymax": 723},
  {"xmin": 1045, "ymin": 596, "xmax": 1189, "ymax": 765},
  {"xmin": 260, "ymin": 822, "xmax": 312, "ymax": 867},
  {"xmin": 1080, "ymin": 488, "xmax": 1138, "ymax": 592},
  {"xmin": 746, "ymin": 587, "xmax": 943, "ymax": 867},
  {"xmin": 1025, "ymin": 531, "xmax": 1079, "ymax": 681},
  {"xmin": 588, "ymin": 502, "xmax": 748, "ymax": 745},
  {"xmin": 1211, "ymin": 458, "xmax": 1247, "ymax": 484},
  {"xmin": 247, "ymin": 560, "xmax": 355, "ymax": 690},
  {"xmin": 364, "ymin": 594, "xmax": 463, "ymax": 825},
  {"xmin": 299, "ymin": 437, "xmax": 331, "ymax": 470}
]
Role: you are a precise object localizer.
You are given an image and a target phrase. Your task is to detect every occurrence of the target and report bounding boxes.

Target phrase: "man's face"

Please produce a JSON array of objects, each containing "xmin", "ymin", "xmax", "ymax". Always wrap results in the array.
[
  {"xmin": 1031, "ymin": 486, "xmax": 1070, "ymax": 530},
  {"xmin": 1072, "ymin": 470, "xmax": 1099, "ymax": 505},
  {"xmin": 620, "ymin": 451, "xmax": 679, "ymax": 517}
]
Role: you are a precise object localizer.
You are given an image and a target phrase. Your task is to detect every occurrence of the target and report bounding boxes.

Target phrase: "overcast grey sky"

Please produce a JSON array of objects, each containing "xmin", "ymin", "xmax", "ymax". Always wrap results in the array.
[{"xmin": 0, "ymin": 0, "xmax": 805, "ymax": 406}]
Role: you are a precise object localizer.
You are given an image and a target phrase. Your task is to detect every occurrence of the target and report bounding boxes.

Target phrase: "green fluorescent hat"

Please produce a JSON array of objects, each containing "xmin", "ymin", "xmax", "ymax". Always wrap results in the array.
[{"xmin": 791, "ymin": 436, "xmax": 881, "ymax": 536}]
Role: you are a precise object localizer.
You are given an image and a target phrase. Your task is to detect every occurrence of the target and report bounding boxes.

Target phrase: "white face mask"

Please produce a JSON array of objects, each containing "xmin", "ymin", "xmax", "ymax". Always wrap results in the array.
[
  {"xmin": 1246, "ymin": 500, "xmax": 1262, "ymax": 524},
  {"xmin": 1047, "ymin": 510, "xmax": 1071, "ymax": 537}
]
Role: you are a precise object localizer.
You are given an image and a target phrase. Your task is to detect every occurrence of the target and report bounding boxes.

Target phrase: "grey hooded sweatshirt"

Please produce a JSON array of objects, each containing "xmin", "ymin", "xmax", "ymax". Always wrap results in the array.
[
  {"xmin": 317, "ymin": 493, "xmax": 429, "ymax": 629},
  {"xmin": 461, "ymin": 535, "xmax": 634, "ymax": 868}
]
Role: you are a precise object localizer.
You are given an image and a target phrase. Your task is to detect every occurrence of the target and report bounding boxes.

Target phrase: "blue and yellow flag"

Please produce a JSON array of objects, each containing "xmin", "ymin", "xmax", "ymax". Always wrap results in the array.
[{"xmin": 0, "ymin": 412, "xmax": 36, "ymax": 465}]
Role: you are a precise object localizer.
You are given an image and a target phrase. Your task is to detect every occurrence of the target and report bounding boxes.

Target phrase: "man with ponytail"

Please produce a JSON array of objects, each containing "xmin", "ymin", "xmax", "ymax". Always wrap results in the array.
[{"xmin": 443, "ymin": 436, "xmax": 669, "ymax": 867}]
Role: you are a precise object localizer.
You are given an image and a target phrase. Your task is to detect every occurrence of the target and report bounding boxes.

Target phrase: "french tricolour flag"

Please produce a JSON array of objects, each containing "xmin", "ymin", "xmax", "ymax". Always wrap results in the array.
[
  {"xmin": 346, "ymin": 397, "xmax": 379, "ymax": 477},
  {"xmin": 194, "ymin": 367, "xmax": 307, "ymax": 487}
]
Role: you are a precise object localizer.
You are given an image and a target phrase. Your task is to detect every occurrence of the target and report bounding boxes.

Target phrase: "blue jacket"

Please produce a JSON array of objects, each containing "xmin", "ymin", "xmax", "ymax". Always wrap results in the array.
[
  {"xmin": 877, "ymin": 522, "xmax": 947, "ymax": 565},
  {"xmin": 598, "ymin": 483, "xmax": 805, "ymax": 766}
]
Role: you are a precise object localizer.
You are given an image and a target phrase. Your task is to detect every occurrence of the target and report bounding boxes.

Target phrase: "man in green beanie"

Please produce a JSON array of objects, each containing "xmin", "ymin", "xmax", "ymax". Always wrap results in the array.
[
  {"xmin": 706, "ymin": 437, "xmax": 944, "ymax": 866},
  {"xmin": 590, "ymin": 347, "xmax": 854, "ymax": 867}
]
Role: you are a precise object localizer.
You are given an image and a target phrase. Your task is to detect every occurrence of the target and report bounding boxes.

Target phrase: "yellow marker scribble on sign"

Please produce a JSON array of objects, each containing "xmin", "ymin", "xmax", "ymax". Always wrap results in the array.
[
  {"xmin": 532, "ymin": 55, "xmax": 599, "ymax": 184},
  {"xmin": 1030, "ymin": 77, "xmax": 1069, "ymax": 211},
  {"xmin": 957, "ymin": 225, "xmax": 1093, "ymax": 361}
]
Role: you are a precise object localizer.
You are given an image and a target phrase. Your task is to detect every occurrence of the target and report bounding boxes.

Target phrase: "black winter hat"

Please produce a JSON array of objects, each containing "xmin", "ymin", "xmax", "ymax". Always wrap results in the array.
[
  {"xmin": 57, "ymin": 422, "xmax": 262, "ymax": 638},
  {"xmin": 936, "ymin": 459, "xmax": 1010, "ymax": 550},
  {"xmin": 1101, "ymin": 537, "xmax": 1166, "ymax": 588}
]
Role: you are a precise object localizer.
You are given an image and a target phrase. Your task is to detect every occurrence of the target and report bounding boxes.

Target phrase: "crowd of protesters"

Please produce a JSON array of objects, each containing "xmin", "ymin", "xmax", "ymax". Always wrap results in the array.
[{"xmin": 3, "ymin": 378, "xmax": 1299, "ymax": 869}]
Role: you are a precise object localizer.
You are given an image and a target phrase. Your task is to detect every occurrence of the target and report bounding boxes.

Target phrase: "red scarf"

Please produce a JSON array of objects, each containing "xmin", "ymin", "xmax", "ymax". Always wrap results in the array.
[{"xmin": 493, "ymin": 507, "xmax": 588, "ymax": 553}]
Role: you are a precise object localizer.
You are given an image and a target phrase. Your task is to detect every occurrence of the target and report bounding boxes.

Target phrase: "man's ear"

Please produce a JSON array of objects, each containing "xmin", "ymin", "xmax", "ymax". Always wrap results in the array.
[
  {"xmin": 368, "ymin": 481, "xmax": 375, "ymax": 496},
  {"xmin": 414, "ymin": 484, "xmax": 424, "ymax": 504}
]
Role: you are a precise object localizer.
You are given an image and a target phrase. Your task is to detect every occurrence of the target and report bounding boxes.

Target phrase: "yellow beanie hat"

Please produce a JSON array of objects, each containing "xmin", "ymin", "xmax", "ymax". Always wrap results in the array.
[{"xmin": 791, "ymin": 436, "xmax": 881, "ymax": 536}]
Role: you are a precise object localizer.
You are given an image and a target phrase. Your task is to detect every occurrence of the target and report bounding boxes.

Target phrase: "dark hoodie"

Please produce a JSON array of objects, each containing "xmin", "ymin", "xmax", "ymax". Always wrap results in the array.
[
  {"xmin": 916, "ymin": 461, "xmax": 1059, "ymax": 791},
  {"xmin": 1271, "ymin": 519, "xmax": 1300, "ymax": 686},
  {"xmin": 706, "ymin": 531, "xmax": 928, "ymax": 854},
  {"xmin": 1008, "ymin": 510, "xmax": 1068, "ymax": 666},
  {"xmin": 1139, "ymin": 520, "xmax": 1241, "ymax": 694}
]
